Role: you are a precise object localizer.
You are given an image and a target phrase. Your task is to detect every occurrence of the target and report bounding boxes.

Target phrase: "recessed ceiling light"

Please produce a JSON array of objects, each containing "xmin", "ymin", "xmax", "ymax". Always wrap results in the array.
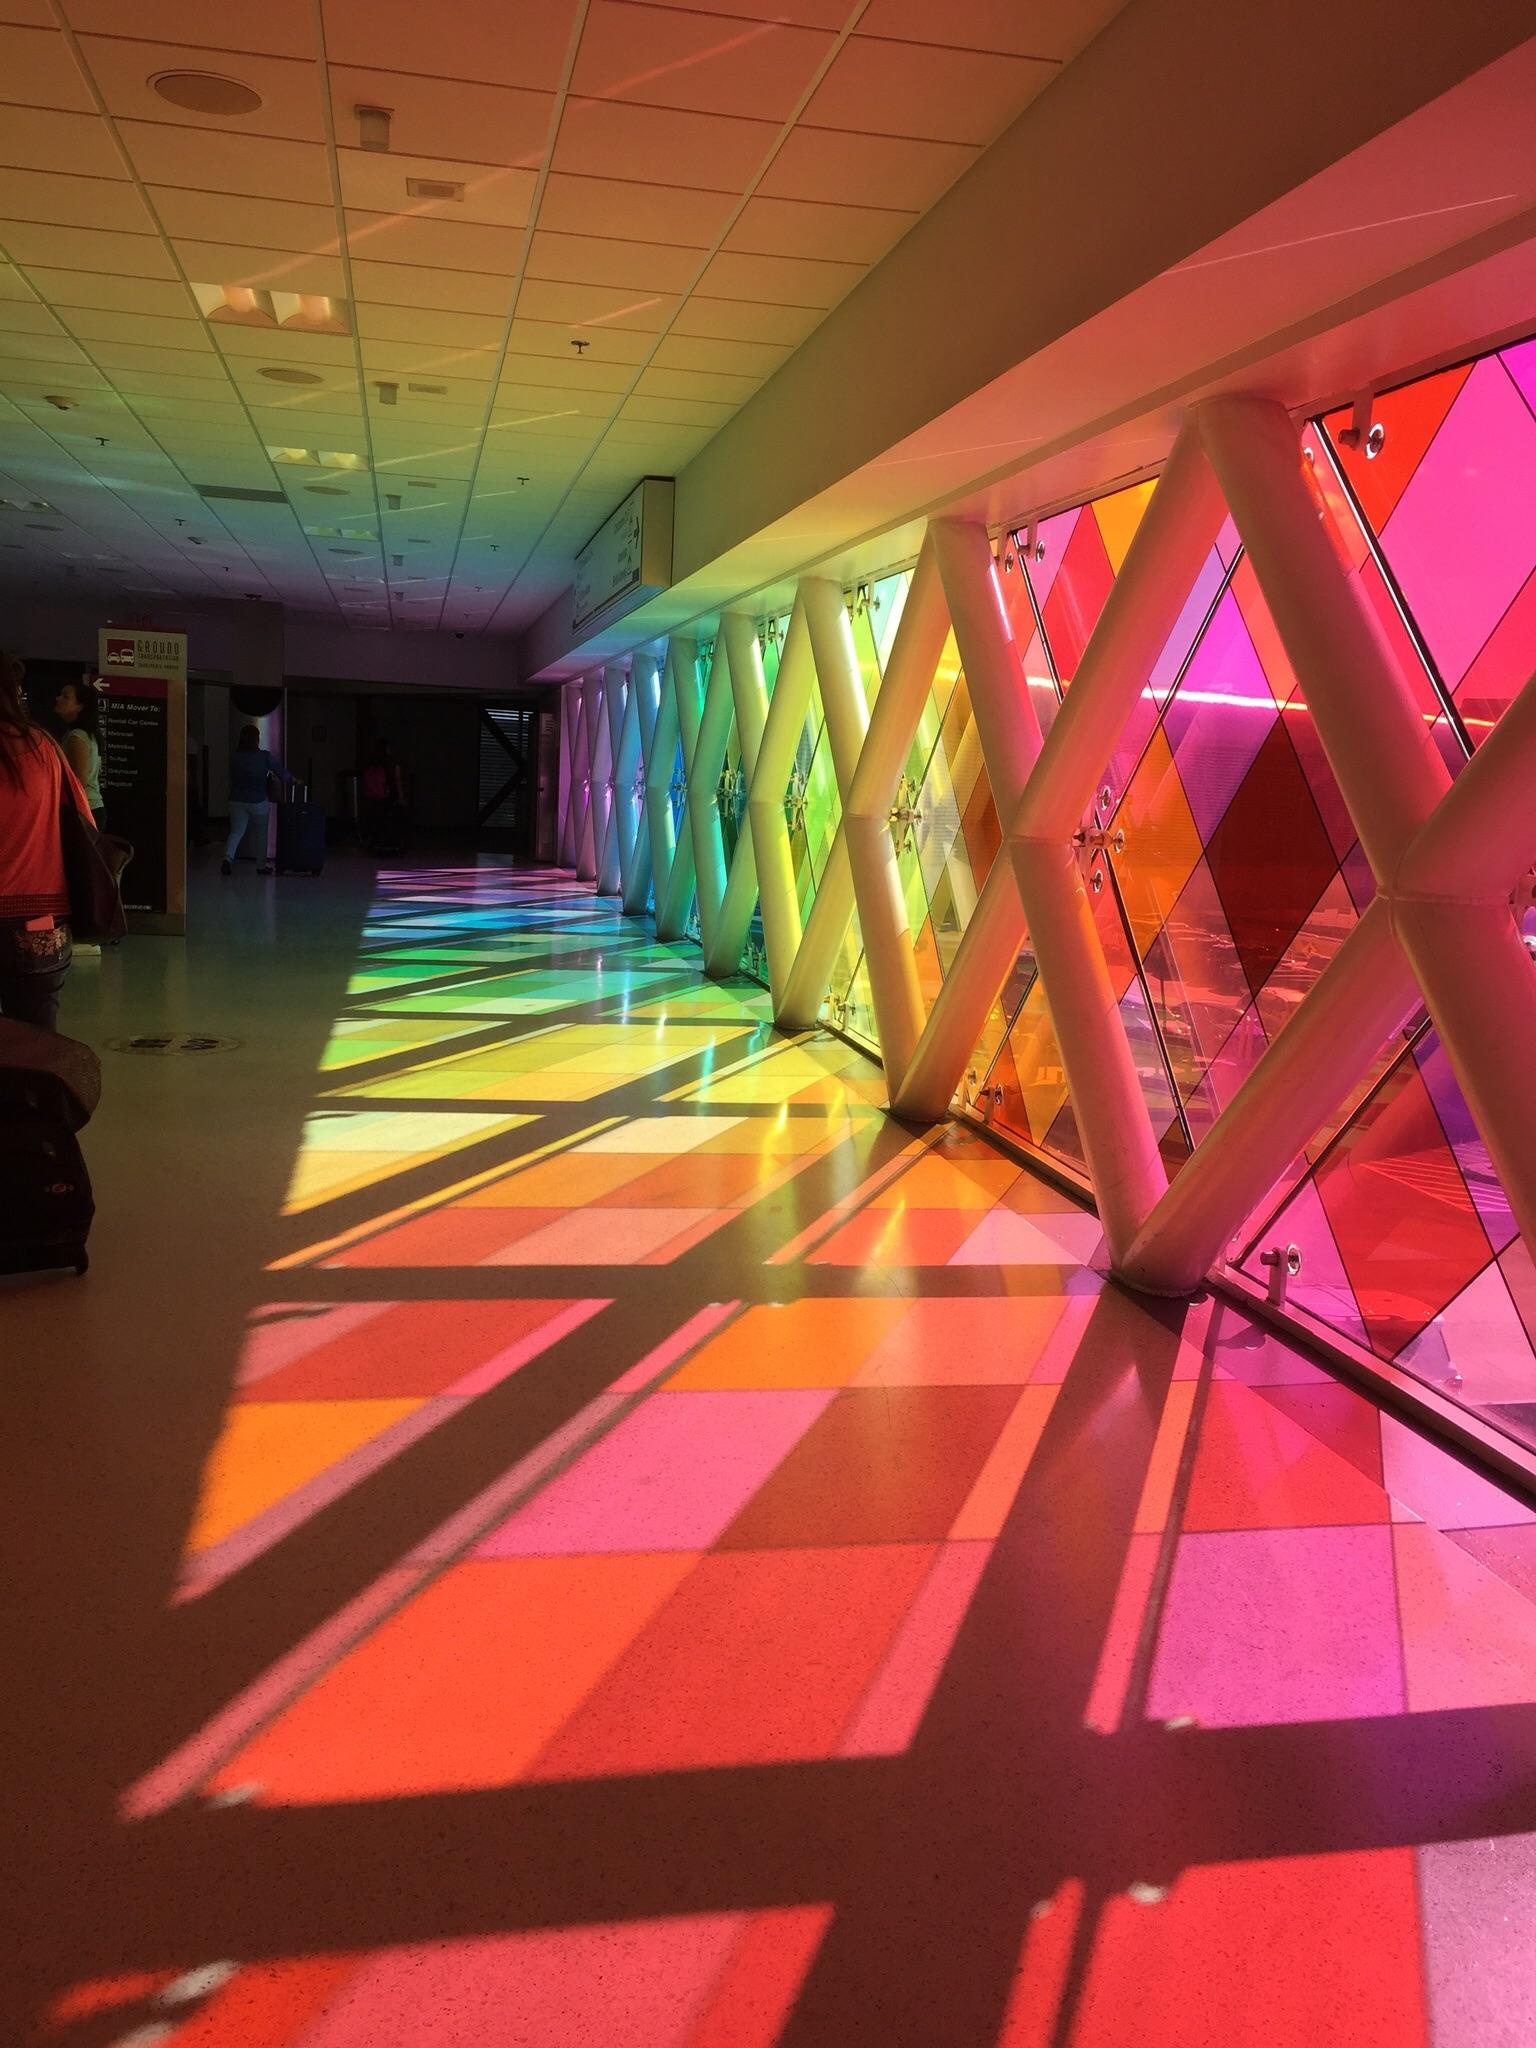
[
  {"xmin": 260, "ymin": 367, "xmax": 324, "ymax": 387},
  {"xmin": 152, "ymin": 71, "xmax": 263, "ymax": 116}
]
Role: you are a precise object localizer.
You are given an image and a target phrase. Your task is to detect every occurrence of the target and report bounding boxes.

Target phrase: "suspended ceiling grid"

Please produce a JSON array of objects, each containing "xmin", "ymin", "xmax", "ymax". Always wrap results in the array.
[{"xmin": 0, "ymin": 0, "xmax": 1126, "ymax": 638}]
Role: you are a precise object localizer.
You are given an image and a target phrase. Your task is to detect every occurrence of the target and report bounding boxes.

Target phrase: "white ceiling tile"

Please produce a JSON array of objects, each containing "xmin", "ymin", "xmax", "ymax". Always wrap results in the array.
[
  {"xmin": 801, "ymin": 37, "xmax": 1055, "ymax": 146},
  {"xmin": 725, "ymin": 191, "xmax": 913, "ymax": 265},
  {"xmin": 86, "ymin": 340, "xmax": 228, "ymax": 379},
  {"xmin": 632, "ymin": 361, "xmax": 760, "ymax": 404},
  {"xmin": 117, "ymin": 123, "xmax": 331, "ymax": 204},
  {"xmin": 694, "ymin": 245, "xmax": 862, "ymax": 308},
  {"xmin": 151, "ymin": 188, "xmax": 337, "ymax": 253},
  {"xmin": 0, "ymin": 23, "xmax": 95, "ymax": 112},
  {"xmin": 526, "ymin": 230, "xmax": 704, "ymax": 295},
  {"xmin": 22, "ymin": 267, "xmax": 198, "ymax": 317},
  {"xmin": 504, "ymin": 317, "xmax": 651, "ymax": 367},
  {"xmin": 343, "ymin": 208, "xmax": 528, "ymax": 274},
  {"xmin": 617, "ymin": 391, "xmax": 733, "ymax": 428},
  {"xmin": 537, "ymin": 170, "xmax": 737, "ymax": 246},
  {"xmin": 0, "ymin": 104, "xmax": 128, "ymax": 178},
  {"xmin": 62, "ymin": 306, "xmax": 214, "ymax": 350},
  {"xmin": 349, "ymin": 257, "xmax": 513, "ymax": 316},
  {"xmin": 554, "ymin": 97, "xmax": 776, "ymax": 190},
  {"xmin": 517, "ymin": 275, "xmax": 677, "ymax": 334},
  {"xmin": 168, "ymin": 240, "xmax": 346, "ymax": 295},
  {"xmin": 757, "ymin": 124, "xmax": 977, "ymax": 209},
  {"xmin": 60, "ymin": 0, "xmax": 320, "ymax": 59},
  {"xmin": 858, "ymin": 0, "xmax": 1126, "ymax": 61},
  {"xmin": 671, "ymin": 293, "xmax": 821, "ymax": 346},
  {"xmin": 571, "ymin": 2, "xmax": 834, "ymax": 119},
  {"xmin": 0, "ymin": 298, "xmax": 64, "ymax": 336},
  {"xmin": 337, "ymin": 149, "xmax": 539, "ymax": 230},
  {"xmin": 322, "ymin": 0, "xmax": 581, "ymax": 92},
  {"xmin": 1, "ymin": 221, "xmax": 177, "ymax": 277},
  {"xmin": 0, "ymin": 325, "xmax": 90, "ymax": 364},
  {"xmin": 326, "ymin": 66, "xmax": 553, "ymax": 164},
  {"xmin": 355, "ymin": 303, "xmax": 506, "ymax": 352},
  {"xmin": 650, "ymin": 329, "xmax": 787, "ymax": 378},
  {"xmin": 214, "ymin": 325, "xmax": 356, "ymax": 366},
  {"xmin": 75, "ymin": 37, "xmax": 326, "ymax": 142}
]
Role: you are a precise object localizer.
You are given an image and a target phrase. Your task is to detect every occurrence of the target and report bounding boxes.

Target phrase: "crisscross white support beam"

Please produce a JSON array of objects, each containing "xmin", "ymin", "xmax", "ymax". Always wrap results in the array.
[
  {"xmin": 704, "ymin": 613, "xmax": 771, "ymax": 980},
  {"xmin": 889, "ymin": 519, "xmax": 1047, "ymax": 1118},
  {"xmin": 777, "ymin": 579, "xmax": 870, "ymax": 1031},
  {"xmin": 656, "ymin": 636, "xmax": 701, "ymax": 943},
  {"xmin": 623, "ymin": 649, "xmax": 661, "ymax": 917},
  {"xmin": 746, "ymin": 591, "xmax": 816, "ymax": 1013},
  {"xmin": 557, "ymin": 681, "xmax": 581, "ymax": 869},
  {"xmin": 575, "ymin": 672, "xmax": 602, "ymax": 884},
  {"xmin": 681, "ymin": 630, "xmax": 735, "ymax": 956},
  {"xmin": 1003, "ymin": 422, "xmax": 1228, "ymax": 1254},
  {"xmin": 595, "ymin": 663, "xmax": 626, "ymax": 897}
]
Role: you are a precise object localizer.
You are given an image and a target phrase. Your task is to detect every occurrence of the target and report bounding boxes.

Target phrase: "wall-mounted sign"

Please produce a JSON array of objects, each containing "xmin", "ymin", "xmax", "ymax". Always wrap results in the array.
[
  {"xmin": 572, "ymin": 475, "xmax": 674, "ymax": 632},
  {"xmin": 96, "ymin": 625, "xmax": 188, "ymax": 936}
]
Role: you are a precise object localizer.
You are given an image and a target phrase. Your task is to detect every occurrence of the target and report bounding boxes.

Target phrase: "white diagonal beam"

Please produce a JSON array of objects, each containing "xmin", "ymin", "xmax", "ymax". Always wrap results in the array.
[
  {"xmin": 704, "ymin": 612, "xmax": 771, "ymax": 980},
  {"xmin": 596, "ymin": 662, "xmax": 627, "ymax": 897},
  {"xmin": 681, "ymin": 628, "xmax": 735, "ymax": 954},
  {"xmin": 1003, "ymin": 421, "xmax": 1226, "ymax": 1254},
  {"xmin": 890, "ymin": 518, "xmax": 1045, "ymax": 1118},
  {"xmin": 656, "ymin": 635, "xmax": 701, "ymax": 943},
  {"xmin": 842, "ymin": 535, "xmax": 953, "ymax": 1089},
  {"xmin": 747, "ymin": 591, "xmax": 817, "ymax": 1013},
  {"xmin": 777, "ymin": 579, "xmax": 870, "ymax": 1031},
  {"xmin": 623, "ymin": 648, "xmax": 661, "ymax": 917}
]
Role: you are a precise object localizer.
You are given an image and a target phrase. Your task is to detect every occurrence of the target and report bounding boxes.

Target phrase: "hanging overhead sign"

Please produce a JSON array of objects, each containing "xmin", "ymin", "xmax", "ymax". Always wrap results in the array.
[{"xmin": 573, "ymin": 475, "xmax": 674, "ymax": 632}]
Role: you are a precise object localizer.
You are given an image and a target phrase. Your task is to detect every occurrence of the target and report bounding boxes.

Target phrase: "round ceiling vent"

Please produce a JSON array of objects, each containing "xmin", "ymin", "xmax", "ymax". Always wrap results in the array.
[
  {"xmin": 151, "ymin": 71, "xmax": 263, "ymax": 116},
  {"xmin": 260, "ymin": 366, "xmax": 324, "ymax": 387}
]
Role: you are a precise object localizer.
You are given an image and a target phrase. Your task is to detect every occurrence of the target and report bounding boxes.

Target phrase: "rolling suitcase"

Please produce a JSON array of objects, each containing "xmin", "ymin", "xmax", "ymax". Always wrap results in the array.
[
  {"xmin": 276, "ymin": 785, "xmax": 327, "ymax": 876},
  {"xmin": 0, "ymin": 1017, "xmax": 100, "ymax": 1278}
]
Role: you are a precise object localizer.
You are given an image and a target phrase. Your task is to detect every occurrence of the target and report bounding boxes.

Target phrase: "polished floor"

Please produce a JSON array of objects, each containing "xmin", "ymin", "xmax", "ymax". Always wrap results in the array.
[{"xmin": 8, "ymin": 857, "xmax": 1536, "ymax": 2046}]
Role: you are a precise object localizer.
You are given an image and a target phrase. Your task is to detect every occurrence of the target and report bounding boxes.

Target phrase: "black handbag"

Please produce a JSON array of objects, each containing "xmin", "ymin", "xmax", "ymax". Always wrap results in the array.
[{"xmin": 59, "ymin": 801, "xmax": 131, "ymax": 944}]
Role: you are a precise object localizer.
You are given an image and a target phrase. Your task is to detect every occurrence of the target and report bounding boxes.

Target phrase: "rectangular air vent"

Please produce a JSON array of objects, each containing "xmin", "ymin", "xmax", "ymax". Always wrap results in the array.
[
  {"xmin": 406, "ymin": 177, "xmax": 464, "ymax": 202},
  {"xmin": 407, "ymin": 382, "xmax": 447, "ymax": 396},
  {"xmin": 198, "ymin": 485, "xmax": 287, "ymax": 503}
]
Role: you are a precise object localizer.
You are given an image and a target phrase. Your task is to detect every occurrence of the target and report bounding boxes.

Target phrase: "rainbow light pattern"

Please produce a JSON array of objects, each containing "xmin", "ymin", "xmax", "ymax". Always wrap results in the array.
[{"xmin": 50, "ymin": 863, "xmax": 1536, "ymax": 2047}]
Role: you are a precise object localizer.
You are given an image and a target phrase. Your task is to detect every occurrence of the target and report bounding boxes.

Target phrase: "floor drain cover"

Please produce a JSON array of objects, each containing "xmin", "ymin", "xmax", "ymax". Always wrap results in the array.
[{"xmin": 107, "ymin": 1033, "xmax": 242, "ymax": 1055}]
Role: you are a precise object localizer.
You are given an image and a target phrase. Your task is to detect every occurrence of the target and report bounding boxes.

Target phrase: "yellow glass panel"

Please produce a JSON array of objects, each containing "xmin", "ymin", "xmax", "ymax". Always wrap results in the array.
[
  {"xmin": 1114, "ymin": 729, "xmax": 1204, "ymax": 954},
  {"xmin": 1092, "ymin": 479, "xmax": 1157, "ymax": 572}
]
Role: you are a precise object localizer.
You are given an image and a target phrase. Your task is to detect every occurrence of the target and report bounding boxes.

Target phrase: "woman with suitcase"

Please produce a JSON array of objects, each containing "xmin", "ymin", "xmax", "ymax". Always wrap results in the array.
[
  {"xmin": 0, "ymin": 651, "xmax": 93, "ymax": 1030},
  {"xmin": 223, "ymin": 722, "xmax": 293, "ymax": 875}
]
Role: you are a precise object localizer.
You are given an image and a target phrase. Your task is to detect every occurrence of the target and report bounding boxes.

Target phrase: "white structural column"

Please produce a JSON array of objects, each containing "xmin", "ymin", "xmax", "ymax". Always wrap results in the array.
[
  {"xmin": 703, "ymin": 612, "xmax": 771, "ymax": 980},
  {"xmin": 777, "ymin": 578, "xmax": 871, "ymax": 1031},
  {"xmin": 596, "ymin": 662, "xmax": 627, "ymax": 897},
  {"xmin": 1004, "ymin": 420, "xmax": 1227, "ymax": 1259},
  {"xmin": 577, "ymin": 671, "xmax": 606, "ymax": 885},
  {"xmin": 557, "ymin": 682, "xmax": 580, "ymax": 868},
  {"xmin": 623, "ymin": 648, "xmax": 662, "ymax": 916},
  {"xmin": 681, "ymin": 631, "xmax": 735, "ymax": 955},
  {"xmin": 656, "ymin": 636, "xmax": 701, "ymax": 943},
  {"xmin": 891, "ymin": 519, "xmax": 1045, "ymax": 1119},
  {"xmin": 638, "ymin": 646, "xmax": 680, "ymax": 922},
  {"xmin": 746, "ymin": 591, "xmax": 816, "ymax": 1013},
  {"xmin": 842, "ymin": 537, "xmax": 953, "ymax": 1087}
]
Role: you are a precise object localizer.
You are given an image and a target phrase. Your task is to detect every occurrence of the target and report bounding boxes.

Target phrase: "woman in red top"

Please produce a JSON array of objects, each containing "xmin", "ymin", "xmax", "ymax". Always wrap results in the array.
[{"xmin": 0, "ymin": 651, "xmax": 91, "ymax": 1030}]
